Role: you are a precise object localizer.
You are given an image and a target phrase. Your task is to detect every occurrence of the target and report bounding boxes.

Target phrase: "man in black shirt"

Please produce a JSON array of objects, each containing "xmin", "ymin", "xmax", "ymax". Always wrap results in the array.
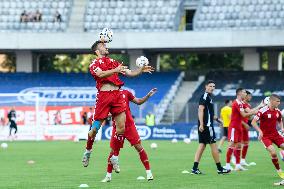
[
  {"xmin": 191, "ymin": 80, "xmax": 230, "ymax": 175},
  {"xmin": 8, "ymin": 107, "xmax": 17, "ymax": 137}
]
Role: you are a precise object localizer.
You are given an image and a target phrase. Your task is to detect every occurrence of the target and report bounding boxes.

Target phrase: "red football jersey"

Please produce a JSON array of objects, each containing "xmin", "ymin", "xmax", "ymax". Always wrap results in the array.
[
  {"xmin": 229, "ymin": 99, "xmax": 245, "ymax": 129},
  {"xmin": 113, "ymin": 90, "xmax": 135, "ymax": 127},
  {"xmin": 254, "ymin": 106, "xmax": 282, "ymax": 137},
  {"xmin": 89, "ymin": 57, "xmax": 124, "ymax": 90},
  {"xmin": 242, "ymin": 102, "xmax": 251, "ymax": 123}
]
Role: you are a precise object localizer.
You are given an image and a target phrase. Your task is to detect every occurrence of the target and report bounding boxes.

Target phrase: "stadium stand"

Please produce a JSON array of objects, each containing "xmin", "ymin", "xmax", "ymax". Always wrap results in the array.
[
  {"xmin": 0, "ymin": 0, "xmax": 72, "ymax": 32},
  {"xmin": 0, "ymin": 72, "xmax": 181, "ymax": 120},
  {"xmin": 190, "ymin": 71, "xmax": 284, "ymax": 102},
  {"xmin": 84, "ymin": 0, "xmax": 182, "ymax": 32},
  {"xmin": 194, "ymin": 0, "xmax": 284, "ymax": 30}
]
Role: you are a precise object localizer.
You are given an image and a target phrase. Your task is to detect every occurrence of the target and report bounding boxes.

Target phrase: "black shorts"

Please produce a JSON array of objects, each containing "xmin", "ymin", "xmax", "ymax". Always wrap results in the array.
[
  {"xmin": 198, "ymin": 125, "xmax": 216, "ymax": 144},
  {"xmin": 9, "ymin": 120, "xmax": 17, "ymax": 129},
  {"xmin": 222, "ymin": 127, "xmax": 228, "ymax": 137}
]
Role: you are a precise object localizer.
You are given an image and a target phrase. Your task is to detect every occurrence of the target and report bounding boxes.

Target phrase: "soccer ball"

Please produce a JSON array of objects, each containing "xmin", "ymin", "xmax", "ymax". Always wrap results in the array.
[
  {"xmin": 171, "ymin": 138, "xmax": 178, "ymax": 143},
  {"xmin": 136, "ymin": 56, "xmax": 149, "ymax": 67},
  {"xmin": 183, "ymin": 138, "xmax": 191, "ymax": 144},
  {"xmin": 99, "ymin": 28, "xmax": 113, "ymax": 43},
  {"xmin": 263, "ymin": 96, "xmax": 270, "ymax": 105},
  {"xmin": 1, "ymin": 142, "xmax": 8, "ymax": 149},
  {"xmin": 150, "ymin": 142, "xmax": 158, "ymax": 149},
  {"xmin": 279, "ymin": 150, "xmax": 284, "ymax": 161}
]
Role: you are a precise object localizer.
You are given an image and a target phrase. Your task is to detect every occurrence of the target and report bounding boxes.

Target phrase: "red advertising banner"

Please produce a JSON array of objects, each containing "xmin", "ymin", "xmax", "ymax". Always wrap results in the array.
[{"xmin": 0, "ymin": 106, "xmax": 91, "ymax": 125}]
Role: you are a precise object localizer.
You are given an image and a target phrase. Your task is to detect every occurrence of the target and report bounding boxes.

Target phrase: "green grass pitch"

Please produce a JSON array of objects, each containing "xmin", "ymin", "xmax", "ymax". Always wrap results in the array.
[{"xmin": 0, "ymin": 140, "xmax": 283, "ymax": 189}]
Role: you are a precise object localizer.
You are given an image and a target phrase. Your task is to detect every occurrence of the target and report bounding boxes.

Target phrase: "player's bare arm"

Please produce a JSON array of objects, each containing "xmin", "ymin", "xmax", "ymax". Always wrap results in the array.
[
  {"xmin": 242, "ymin": 120, "xmax": 250, "ymax": 130},
  {"xmin": 213, "ymin": 115, "xmax": 223, "ymax": 125},
  {"xmin": 244, "ymin": 105, "xmax": 262, "ymax": 115},
  {"xmin": 240, "ymin": 110, "xmax": 254, "ymax": 118},
  {"xmin": 124, "ymin": 65, "xmax": 155, "ymax": 77},
  {"xmin": 132, "ymin": 88, "xmax": 157, "ymax": 105},
  {"xmin": 251, "ymin": 118, "xmax": 263, "ymax": 140},
  {"xmin": 95, "ymin": 65, "xmax": 128, "ymax": 78},
  {"xmin": 198, "ymin": 105, "xmax": 205, "ymax": 132}
]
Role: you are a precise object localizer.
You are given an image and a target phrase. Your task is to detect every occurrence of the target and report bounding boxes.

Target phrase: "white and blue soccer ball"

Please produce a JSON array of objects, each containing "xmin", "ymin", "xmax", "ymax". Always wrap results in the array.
[
  {"xmin": 136, "ymin": 56, "xmax": 149, "ymax": 67},
  {"xmin": 99, "ymin": 28, "xmax": 113, "ymax": 43},
  {"xmin": 263, "ymin": 96, "xmax": 270, "ymax": 105}
]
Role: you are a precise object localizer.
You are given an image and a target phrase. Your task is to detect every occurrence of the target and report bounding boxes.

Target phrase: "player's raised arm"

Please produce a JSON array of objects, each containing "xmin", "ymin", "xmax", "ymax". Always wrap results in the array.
[
  {"xmin": 124, "ymin": 65, "xmax": 155, "ymax": 77},
  {"xmin": 131, "ymin": 88, "xmax": 157, "ymax": 105},
  {"xmin": 94, "ymin": 64, "xmax": 128, "ymax": 78}
]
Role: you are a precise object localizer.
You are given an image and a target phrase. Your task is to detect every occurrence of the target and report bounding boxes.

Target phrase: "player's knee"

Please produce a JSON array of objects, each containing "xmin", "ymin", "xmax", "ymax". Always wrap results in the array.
[
  {"xmin": 270, "ymin": 151, "xmax": 277, "ymax": 157},
  {"xmin": 236, "ymin": 143, "xmax": 242, "ymax": 149}
]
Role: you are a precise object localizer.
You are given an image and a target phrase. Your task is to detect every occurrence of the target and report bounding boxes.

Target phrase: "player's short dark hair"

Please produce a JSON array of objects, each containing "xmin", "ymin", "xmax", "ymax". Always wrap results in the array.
[
  {"xmin": 270, "ymin": 94, "xmax": 281, "ymax": 100},
  {"xmin": 91, "ymin": 40, "xmax": 103, "ymax": 52},
  {"xmin": 225, "ymin": 99, "xmax": 231, "ymax": 104},
  {"xmin": 205, "ymin": 80, "xmax": 215, "ymax": 86},
  {"xmin": 245, "ymin": 90, "xmax": 251, "ymax": 95},
  {"xmin": 236, "ymin": 88, "xmax": 244, "ymax": 95}
]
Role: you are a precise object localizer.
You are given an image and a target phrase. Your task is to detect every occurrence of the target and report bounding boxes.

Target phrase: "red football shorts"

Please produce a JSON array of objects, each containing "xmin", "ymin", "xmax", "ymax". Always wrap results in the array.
[
  {"xmin": 110, "ymin": 124, "xmax": 141, "ymax": 149},
  {"xmin": 228, "ymin": 127, "xmax": 242, "ymax": 143},
  {"xmin": 241, "ymin": 127, "xmax": 249, "ymax": 142},
  {"xmin": 93, "ymin": 90, "xmax": 126, "ymax": 120},
  {"xmin": 261, "ymin": 134, "xmax": 284, "ymax": 148}
]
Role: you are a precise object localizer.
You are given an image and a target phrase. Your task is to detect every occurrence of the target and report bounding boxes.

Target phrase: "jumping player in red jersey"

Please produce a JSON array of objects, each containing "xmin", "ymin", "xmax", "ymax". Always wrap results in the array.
[
  {"xmin": 251, "ymin": 94, "xmax": 284, "ymax": 179},
  {"xmin": 101, "ymin": 88, "xmax": 157, "ymax": 183},
  {"xmin": 224, "ymin": 88, "xmax": 260, "ymax": 171},
  {"xmin": 82, "ymin": 40, "xmax": 154, "ymax": 167}
]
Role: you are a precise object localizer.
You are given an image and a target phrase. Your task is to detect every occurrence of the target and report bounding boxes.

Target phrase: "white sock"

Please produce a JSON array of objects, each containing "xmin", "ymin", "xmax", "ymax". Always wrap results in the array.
[
  {"xmin": 236, "ymin": 164, "xmax": 241, "ymax": 167},
  {"xmin": 241, "ymin": 159, "xmax": 245, "ymax": 162},
  {"xmin": 106, "ymin": 172, "xmax": 112, "ymax": 178},
  {"xmin": 226, "ymin": 163, "xmax": 230, "ymax": 167},
  {"xmin": 111, "ymin": 155, "xmax": 118, "ymax": 160},
  {"xmin": 146, "ymin": 170, "xmax": 152, "ymax": 175}
]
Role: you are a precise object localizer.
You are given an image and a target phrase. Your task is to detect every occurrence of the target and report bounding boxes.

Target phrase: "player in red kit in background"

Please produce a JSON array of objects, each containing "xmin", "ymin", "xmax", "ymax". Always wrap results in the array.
[
  {"xmin": 224, "ymin": 88, "xmax": 260, "ymax": 171},
  {"xmin": 240, "ymin": 90, "xmax": 254, "ymax": 166},
  {"xmin": 251, "ymin": 94, "xmax": 284, "ymax": 179},
  {"xmin": 101, "ymin": 88, "xmax": 157, "ymax": 183},
  {"xmin": 82, "ymin": 40, "xmax": 154, "ymax": 167}
]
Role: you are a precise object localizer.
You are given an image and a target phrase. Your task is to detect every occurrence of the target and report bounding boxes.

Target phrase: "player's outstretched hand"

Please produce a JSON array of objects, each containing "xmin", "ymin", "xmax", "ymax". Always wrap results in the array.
[
  {"xmin": 141, "ymin": 65, "xmax": 155, "ymax": 74},
  {"xmin": 148, "ymin": 88, "xmax": 157, "ymax": 97},
  {"xmin": 116, "ymin": 64, "xmax": 128, "ymax": 74}
]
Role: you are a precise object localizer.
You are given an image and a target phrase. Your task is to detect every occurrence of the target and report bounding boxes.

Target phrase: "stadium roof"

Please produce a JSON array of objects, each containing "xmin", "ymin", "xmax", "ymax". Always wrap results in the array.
[{"xmin": 0, "ymin": 30, "xmax": 284, "ymax": 53}]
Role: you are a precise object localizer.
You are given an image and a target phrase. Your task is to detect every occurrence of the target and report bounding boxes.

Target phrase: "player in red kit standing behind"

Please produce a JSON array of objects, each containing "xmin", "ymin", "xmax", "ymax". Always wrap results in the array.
[
  {"xmin": 82, "ymin": 40, "xmax": 154, "ymax": 167},
  {"xmin": 251, "ymin": 94, "xmax": 284, "ymax": 179},
  {"xmin": 240, "ymin": 90, "xmax": 253, "ymax": 166},
  {"xmin": 101, "ymin": 88, "xmax": 157, "ymax": 183},
  {"xmin": 224, "ymin": 88, "xmax": 259, "ymax": 171}
]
